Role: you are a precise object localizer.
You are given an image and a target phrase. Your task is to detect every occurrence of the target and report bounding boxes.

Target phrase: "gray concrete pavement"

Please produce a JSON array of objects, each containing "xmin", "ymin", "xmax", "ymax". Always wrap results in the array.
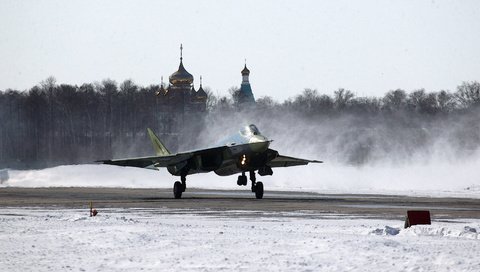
[{"xmin": 1, "ymin": 187, "xmax": 479, "ymax": 220}]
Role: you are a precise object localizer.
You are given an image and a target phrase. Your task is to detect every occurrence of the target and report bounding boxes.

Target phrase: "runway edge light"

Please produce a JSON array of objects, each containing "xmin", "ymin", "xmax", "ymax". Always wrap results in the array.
[
  {"xmin": 89, "ymin": 201, "xmax": 98, "ymax": 217},
  {"xmin": 404, "ymin": 210, "xmax": 431, "ymax": 228}
]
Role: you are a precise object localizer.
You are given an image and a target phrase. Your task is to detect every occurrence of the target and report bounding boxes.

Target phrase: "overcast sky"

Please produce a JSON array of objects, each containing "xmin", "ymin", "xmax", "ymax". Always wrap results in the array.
[{"xmin": 1, "ymin": 0, "xmax": 479, "ymax": 100}]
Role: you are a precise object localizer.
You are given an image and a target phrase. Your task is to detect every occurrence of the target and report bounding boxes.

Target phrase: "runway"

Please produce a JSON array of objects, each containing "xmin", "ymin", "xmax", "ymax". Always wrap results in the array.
[{"xmin": 1, "ymin": 187, "xmax": 479, "ymax": 220}]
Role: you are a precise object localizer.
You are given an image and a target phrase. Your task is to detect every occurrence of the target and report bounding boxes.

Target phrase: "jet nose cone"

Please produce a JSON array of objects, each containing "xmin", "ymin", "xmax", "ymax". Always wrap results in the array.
[{"xmin": 249, "ymin": 135, "xmax": 270, "ymax": 152}]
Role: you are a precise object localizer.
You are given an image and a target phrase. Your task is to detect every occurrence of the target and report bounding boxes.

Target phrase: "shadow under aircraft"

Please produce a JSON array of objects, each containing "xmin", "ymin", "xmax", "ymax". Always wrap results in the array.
[{"xmin": 98, "ymin": 124, "xmax": 322, "ymax": 199}]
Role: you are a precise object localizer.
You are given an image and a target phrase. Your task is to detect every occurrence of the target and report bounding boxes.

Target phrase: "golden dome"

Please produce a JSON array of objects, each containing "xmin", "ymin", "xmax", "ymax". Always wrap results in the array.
[{"xmin": 169, "ymin": 60, "xmax": 194, "ymax": 85}]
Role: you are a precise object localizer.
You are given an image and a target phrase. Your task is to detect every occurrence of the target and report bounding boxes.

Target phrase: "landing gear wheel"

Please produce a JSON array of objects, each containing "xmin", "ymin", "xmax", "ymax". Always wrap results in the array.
[
  {"xmin": 255, "ymin": 182, "xmax": 264, "ymax": 199},
  {"xmin": 173, "ymin": 181, "xmax": 183, "ymax": 199},
  {"xmin": 237, "ymin": 175, "xmax": 247, "ymax": 186}
]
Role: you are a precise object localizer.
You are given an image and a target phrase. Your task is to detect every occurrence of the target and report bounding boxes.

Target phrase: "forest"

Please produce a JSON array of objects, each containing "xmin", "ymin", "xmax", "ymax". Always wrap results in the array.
[{"xmin": 1, "ymin": 77, "xmax": 479, "ymax": 169}]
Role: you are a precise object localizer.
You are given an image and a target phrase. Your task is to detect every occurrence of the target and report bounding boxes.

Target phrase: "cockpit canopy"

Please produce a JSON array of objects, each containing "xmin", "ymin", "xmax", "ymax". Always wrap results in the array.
[{"xmin": 240, "ymin": 124, "xmax": 261, "ymax": 136}]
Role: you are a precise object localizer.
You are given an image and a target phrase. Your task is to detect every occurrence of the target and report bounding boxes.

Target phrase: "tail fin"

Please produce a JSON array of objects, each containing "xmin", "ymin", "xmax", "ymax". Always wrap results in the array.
[{"xmin": 147, "ymin": 128, "xmax": 171, "ymax": 156}]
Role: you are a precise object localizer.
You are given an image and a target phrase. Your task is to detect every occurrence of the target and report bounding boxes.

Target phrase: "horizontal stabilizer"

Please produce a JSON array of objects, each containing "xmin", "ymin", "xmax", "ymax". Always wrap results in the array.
[{"xmin": 267, "ymin": 154, "xmax": 323, "ymax": 168}]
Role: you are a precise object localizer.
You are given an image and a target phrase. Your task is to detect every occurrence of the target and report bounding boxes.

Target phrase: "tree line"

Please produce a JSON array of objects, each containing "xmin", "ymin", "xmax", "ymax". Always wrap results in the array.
[
  {"xmin": 218, "ymin": 82, "xmax": 480, "ymax": 116},
  {"xmin": 1, "ymin": 78, "xmax": 479, "ymax": 169},
  {"xmin": 203, "ymin": 81, "xmax": 480, "ymax": 166}
]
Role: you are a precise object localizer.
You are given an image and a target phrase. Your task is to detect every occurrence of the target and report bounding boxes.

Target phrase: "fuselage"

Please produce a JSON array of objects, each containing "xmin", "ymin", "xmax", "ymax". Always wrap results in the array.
[{"xmin": 166, "ymin": 124, "xmax": 273, "ymax": 177}]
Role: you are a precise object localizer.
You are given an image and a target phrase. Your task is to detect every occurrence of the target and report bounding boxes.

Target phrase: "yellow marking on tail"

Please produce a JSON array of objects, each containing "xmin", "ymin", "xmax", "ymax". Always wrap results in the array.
[{"xmin": 147, "ymin": 128, "xmax": 170, "ymax": 156}]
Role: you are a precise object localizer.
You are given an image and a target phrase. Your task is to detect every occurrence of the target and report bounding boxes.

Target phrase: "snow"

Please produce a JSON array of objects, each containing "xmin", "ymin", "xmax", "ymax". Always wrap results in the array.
[
  {"xmin": 0, "ymin": 208, "xmax": 479, "ymax": 271},
  {"xmin": 2, "ymin": 163, "xmax": 480, "ymax": 198}
]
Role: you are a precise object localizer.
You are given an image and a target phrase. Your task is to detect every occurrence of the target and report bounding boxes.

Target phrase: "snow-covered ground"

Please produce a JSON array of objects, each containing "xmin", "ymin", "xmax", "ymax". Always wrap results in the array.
[
  {"xmin": 0, "ymin": 208, "xmax": 479, "ymax": 271},
  {"xmin": 2, "ymin": 163, "xmax": 480, "ymax": 198}
]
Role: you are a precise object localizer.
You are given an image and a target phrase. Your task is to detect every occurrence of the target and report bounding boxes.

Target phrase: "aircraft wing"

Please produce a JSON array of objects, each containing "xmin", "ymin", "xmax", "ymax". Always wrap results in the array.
[
  {"xmin": 97, "ymin": 145, "xmax": 227, "ymax": 169},
  {"xmin": 267, "ymin": 154, "xmax": 323, "ymax": 168},
  {"xmin": 97, "ymin": 153, "xmax": 189, "ymax": 169}
]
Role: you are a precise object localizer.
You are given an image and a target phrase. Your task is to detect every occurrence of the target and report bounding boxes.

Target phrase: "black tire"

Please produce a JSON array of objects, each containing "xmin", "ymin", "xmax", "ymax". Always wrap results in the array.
[
  {"xmin": 173, "ymin": 181, "xmax": 183, "ymax": 199},
  {"xmin": 255, "ymin": 182, "xmax": 264, "ymax": 199},
  {"xmin": 237, "ymin": 175, "xmax": 247, "ymax": 186}
]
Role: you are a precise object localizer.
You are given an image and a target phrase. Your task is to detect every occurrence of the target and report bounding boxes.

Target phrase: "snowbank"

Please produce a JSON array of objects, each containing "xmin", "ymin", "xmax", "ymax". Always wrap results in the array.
[
  {"xmin": 2, "ymin": 163, "xmax": 480, "ymax": 198},
  {"xmin": 0, "ymin": 208, "xmax": 479, "ymax": 271}
]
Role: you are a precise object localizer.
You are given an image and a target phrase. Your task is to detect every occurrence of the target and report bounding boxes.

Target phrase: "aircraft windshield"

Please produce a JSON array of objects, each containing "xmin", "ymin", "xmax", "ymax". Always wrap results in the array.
[{"xmin": 240, "ymin": 124, "xmax": 261, "ymax": 136}]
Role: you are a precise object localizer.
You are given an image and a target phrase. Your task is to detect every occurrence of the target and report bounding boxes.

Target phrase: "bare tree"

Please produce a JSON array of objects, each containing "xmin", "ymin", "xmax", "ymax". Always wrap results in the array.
[{"xmin": 456, "ymin": 81, "xmax": 480, "ymax": 108}]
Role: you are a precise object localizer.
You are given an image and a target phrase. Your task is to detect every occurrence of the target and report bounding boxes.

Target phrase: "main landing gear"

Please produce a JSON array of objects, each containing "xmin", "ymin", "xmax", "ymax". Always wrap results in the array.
[
  {"xmin": 173, "ymin": 175, "xmax": 186, "ymax": 199},
  {"xmin": 237, "ymin": 171, "xmax": 264, "ymax": 199},
  {"xmin": 173, "ymin": 172, "xmax": 264, "ymax": 199}
]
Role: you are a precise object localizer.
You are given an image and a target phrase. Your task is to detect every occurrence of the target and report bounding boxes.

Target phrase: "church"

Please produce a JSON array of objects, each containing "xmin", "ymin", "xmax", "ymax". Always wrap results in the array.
[
  {"xmin": 154, "ymin": 45, "xmax": 256, "ymax": 149},
  {"xmin": 157, "ymin": 45, "xmax": 208, "ymax": 113},
  {"xmin": 238, "ymin": 63, "xmax": 256, "ymax": 105}
]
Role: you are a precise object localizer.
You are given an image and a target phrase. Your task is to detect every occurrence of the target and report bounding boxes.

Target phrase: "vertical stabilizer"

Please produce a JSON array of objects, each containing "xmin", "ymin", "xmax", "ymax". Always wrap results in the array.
[{"xmin": 147, "ymin": 128, "xmax": 171, "ymax": 156}]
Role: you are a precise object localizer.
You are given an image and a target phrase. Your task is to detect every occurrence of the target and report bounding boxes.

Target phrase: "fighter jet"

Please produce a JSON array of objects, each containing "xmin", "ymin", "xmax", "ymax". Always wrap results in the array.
[{"xmin": 98, "ymin": 124, "xmax": 322, "ymax": 199}]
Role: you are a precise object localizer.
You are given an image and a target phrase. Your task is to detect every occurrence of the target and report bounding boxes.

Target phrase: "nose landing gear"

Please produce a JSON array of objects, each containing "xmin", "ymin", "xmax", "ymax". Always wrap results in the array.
[{"xmin": 236, "ymin": 171, "xmax": 264, "ymax": 199}]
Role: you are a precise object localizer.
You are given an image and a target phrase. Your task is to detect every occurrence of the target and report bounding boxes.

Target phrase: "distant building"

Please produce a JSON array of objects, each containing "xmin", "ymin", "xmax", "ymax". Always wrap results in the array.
[
  {"xmin": 159, "ymin": 44, "xmax": 208, "ymax": 113},
  {"xmin": 237, "ymin": 63, "xmax": 256, "ymax": 105},
  {"xmin": 155, "ymin": 45, "xmax": 208, "ymax": 150},
  {"xmin": 154, "ymin": 46, "xmax": 257, "ymax": 149}
]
